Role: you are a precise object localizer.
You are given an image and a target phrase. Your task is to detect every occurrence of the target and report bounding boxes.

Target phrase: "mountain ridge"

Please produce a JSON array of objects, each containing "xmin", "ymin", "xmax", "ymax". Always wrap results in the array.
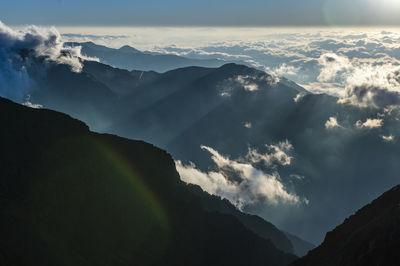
[
  {"xmin": 65, "ymin": 41, "xmax": 226, "ymax": 72},
  {"xmin": 291, "ymin": 184, "xmax": 400, "ymax": 266},
  {"xmin": 27, "ymin": 58, "xmax": 399, "ymax": 246}
]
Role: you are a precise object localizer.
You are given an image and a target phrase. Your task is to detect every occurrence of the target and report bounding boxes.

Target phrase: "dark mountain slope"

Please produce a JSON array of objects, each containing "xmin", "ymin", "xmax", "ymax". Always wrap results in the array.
[
  {"xmin": 31, "ymin": 64, "xmax": 118, "ymax": 132},
  {"xmin": 82, "ymin": 60, "xmax": 160, "ymax": 95},
  {"xmin": 284, "ymin": 233, "xmax": 315, "ymax": 257},
  {"xmin": 188, "ymin": 185, "xmax": 295, "ymax": 254},
  {"xmin": 113, "ymin": 63, "xmax": 297, "ymax": 146},
  {"xmin": 66, "ymin": 41, "xmax": 226, "ymax": 72},
  {"xmin": 0, "ymin": 97, "xmax": 297, "ymax": 266},
  {"xmin": 291, "ymin": 185, "xmax": 400, "ymax": 266}
]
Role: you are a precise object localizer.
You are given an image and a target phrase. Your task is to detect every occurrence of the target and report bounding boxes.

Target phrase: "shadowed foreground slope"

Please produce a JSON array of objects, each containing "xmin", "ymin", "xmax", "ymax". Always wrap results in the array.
[
  {"xmin": 0, "ymin": 97, "xmax": 296, "ymax": 266},
  {"xmin": 292, "ymin": 185, "xmax": 400, "ymax": 266}
]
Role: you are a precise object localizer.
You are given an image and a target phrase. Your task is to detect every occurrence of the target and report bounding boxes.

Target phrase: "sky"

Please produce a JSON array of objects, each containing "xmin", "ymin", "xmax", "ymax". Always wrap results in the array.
[{"xmin": 2, "ymin": 0, "xmax": 400, "ymax": 26}]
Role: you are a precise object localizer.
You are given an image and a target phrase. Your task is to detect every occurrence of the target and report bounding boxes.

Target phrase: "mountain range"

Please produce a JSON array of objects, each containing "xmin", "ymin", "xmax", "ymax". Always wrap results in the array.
[
  {"xmin": 0, "ymin": 96, "xmax": 297, "ymax": 266},
  {"xmin": 65, "ymin": 41, "xmax": 227, "ymax": 72},
  {"xmin": 27, "ymin": 56, "xmax": 400, "ymax": 244}
]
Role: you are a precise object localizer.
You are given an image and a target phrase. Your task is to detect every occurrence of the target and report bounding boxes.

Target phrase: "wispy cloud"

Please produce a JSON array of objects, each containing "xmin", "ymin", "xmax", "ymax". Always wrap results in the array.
[{"xmin": 245, "ymin": 141, "xmax": 293, "ymax": 167}]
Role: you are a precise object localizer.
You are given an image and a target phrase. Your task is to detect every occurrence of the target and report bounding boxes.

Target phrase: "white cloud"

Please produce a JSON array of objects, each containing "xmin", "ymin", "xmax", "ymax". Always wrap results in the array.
[
  {"xmin": 243, "ymin": 122, "xmax": 252, "ymax": 128},
  {"xmin": 176, "ymin": 144, "xmax": 306, "ymax": 209},
  {"xmin": 338, "ymin": 65, "xmax": 400, "ymax": 109},
  {"xmin": 235, "ymin": 75, "xmax": 259, "ymax": 91},
  {"xmin": 293, "ymin": 93, "xmax": 305, "ymax": 102},
  {"xmin": 0, "ymin": 21, "xmax": 98, "ymax": 102},
  {"xmin": 23, "ymin": 101, "xmax": 43, "ymax": 109},
  {"xmin": 381, "ymin": 135, "xmax": 395, "ymax": 141},
  {"xmin": 325, "ymin": 117, "xmax": 342, "ymax": 129},
  {"xmin": 317, "ymin": 53, "xmax": 352, "ymax": 82},
  {"xmin": 245, "ymin": 140, "xmax": 293, "ymax": 167},
  {"xmin": 355, "ymin": 118, "xmax": 383, "ymax": 129},
  {"xmin": 267, "ymin": 63, "xmax": 300, "ymax": 77}
]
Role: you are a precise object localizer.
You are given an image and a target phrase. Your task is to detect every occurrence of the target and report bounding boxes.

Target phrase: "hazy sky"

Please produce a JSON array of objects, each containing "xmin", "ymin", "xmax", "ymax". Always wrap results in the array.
[{"xmin": 2, "ymin": 0, "xmax": 400, "ymax": 26}]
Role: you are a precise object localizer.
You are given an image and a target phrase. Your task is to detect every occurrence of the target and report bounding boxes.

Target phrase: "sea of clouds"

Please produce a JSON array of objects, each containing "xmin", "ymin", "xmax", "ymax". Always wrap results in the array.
[{"xmin": 62, "ymin": 27, "xmax": 400, "ymax": 108}]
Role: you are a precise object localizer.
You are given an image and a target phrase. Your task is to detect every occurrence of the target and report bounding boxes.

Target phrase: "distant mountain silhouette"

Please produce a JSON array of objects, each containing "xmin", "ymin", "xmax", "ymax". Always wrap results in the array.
[
  {"xmin": 291, "ymin": 185, "xmax": 400, "ymax": 266},
  {"xmin": 0, "ymin": 96, "xmax": 297, "ymax": 266},
  {"xmin": 65, "ymin": 41, "xmax": 226, "ymax": 72}
]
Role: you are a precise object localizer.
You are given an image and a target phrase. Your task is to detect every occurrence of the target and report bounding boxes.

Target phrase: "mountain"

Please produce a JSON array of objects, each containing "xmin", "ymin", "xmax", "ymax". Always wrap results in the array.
[
  {"xmin": 188, "ymin": 184, "xmax": 295, "ymax": 254},
  {"xmin": 28, "ymin": 60, "xmax": 315, "ymax": 247},
  {"xmin": 27, "ymin": 59, "xmax": 400, "ymax": 245},
  {"xmin": 65, "ymin": 41, "xmax": 226, "ymax": 72},
  {"xmin": 291, "ymin": 185, "xmax": 400, "ymax": 266},
  {"xmin": 0, "ymin": 96, "xmax": 297, "ymax": 266},
  {"xmin": 284, "ymin": 232, "xmax": 315, "ymax": 257}
]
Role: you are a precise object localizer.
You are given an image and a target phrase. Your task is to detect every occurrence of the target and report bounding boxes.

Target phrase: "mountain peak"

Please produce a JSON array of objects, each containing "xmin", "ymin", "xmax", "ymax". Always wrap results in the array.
[{"xmin": 118, "ymin": 45, "xmax": 141, "ymax": 53}]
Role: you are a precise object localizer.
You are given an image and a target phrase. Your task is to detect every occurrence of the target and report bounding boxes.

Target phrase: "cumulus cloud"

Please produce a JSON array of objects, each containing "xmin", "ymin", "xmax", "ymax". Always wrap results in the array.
[
  {"xmin": 325, "ymin": 117, "xmax": 342, "ymax": 129},
  {"xmin": 338, "ymin": 65, "xmax": 400, "ymax": 109},
  {"xmin": 355, "ymin": 118, "xmax": 383, "ymax": 129},
  {"xmin": 176, "ymin": 144, "xmax": 305, "ymax": 209},
  {"xmin": 318, "ymin": 53, "xmax": 351, "ymax": 82},
  {"xmin": 0, "ymin": 21, "xmax": 97, "ymax": 102},
  {"xmin": 312, "ymin": 52, "xmax": 400, "ymax": 109}
]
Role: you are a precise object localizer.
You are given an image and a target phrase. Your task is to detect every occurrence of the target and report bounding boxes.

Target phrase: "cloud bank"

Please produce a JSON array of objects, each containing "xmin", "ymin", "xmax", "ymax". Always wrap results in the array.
[
  {"xmin": 0, "ymin": 21, "xmax": 97, "ymax": 102},
  {"xmin": 176, "ymin": 143, "xmax": 306, "ymax": 209}
]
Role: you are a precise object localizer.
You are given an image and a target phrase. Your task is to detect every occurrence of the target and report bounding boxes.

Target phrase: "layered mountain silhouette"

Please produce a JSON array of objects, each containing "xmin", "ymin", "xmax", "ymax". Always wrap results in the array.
[
  {"xmin": 65, "ymin": 42, "xmax": 226, "ymax": 72},
  {"xmin": 188, "ymin": 185, "xmax": 314, "ymax": 257},
  {"xmin": 0, "ymin": 96, "xmax": 297, "ymax": 266},
  {"xmin": 292, "ymin": 184, "xmax": 400, "ymax": 266},
  {"xmin": 27, "ymin": 56, "xmax": 400, "ymax": 244}
]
